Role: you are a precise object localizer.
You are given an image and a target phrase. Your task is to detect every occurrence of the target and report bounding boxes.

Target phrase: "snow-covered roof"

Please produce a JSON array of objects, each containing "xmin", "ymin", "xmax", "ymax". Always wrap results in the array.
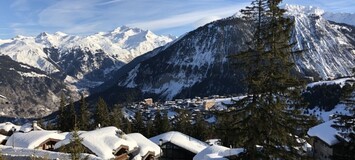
[
  {"xmin": 127, "ymin": 133, "xmax": 161, "ymax": 159},
  {"xmin": 55, "ymin": 126, "xmax": 138, "ymax": 159},
  {"xmin": 5, "ymin": 130, "xmax": 65, "ymax": 149},
  {"xmin": 193, "ymin": 145, "xmax": 244, "ymax": 160},
  {"xmin": 0, "ymin": 122, "xmax": 21, "ymax": 133},
  {"xmin": 308, "ymin": 120, "xmax": 339, "ymax": 146},
  {"xmin": 150, "ymin": 131, "xmax": 209, "ymax": 154},
  {"xmin": 194, "ymin": 145, "xmax": 229, "ymax": 160}
]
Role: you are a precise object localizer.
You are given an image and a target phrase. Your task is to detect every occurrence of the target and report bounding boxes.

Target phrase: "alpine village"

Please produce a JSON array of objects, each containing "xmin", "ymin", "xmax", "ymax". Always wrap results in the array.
[{"xmin": 0, "ymin": 0, "xmax": 354, "ymax": 160}]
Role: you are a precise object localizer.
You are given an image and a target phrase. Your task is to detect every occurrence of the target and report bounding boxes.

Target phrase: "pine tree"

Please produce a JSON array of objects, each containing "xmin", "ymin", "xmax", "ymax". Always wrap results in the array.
[
  {"xmin": 133, "ymin": 111, "xmax": 144, "ymax": 133},
  {"xmin": 110, "ymin": 104, "xmax": 123, "ymax": 129},
  {"xmin": 145, "ymin": 120, "xmax": 153, "ymax": 137},
  {"xmin": 161, "ymin": 110, "xmax": 171, "ymax": 133},
  {"xmin": 69, "ymin": 125, "xmax": 85, "ymax": 160},
  {"xmin": 153, "ymin": 109, "xmax": 162, "ymax": 135},
  {"xmin": 174, "ymin": 110, "xmax": 192, "ymax": 135},
  {"xmin": 95, "ymin": 97, "xmax": 110, "ymax": 127},
  {"xmin": 123, "ymin": 118, "xmax": 132, "ymax": 133},
  {"xmin": 333, "ymin": 71, "xmax": 355, "ymax": 159},
  {"xmin": 67, "ymin": 98, "xmax": 77, "ymax": 131},
  {"xmin": 57, "ymin": 93, "xmax": 67, "ymax": 131},
  {"xmin": 78, "ymin": 94, "xmax": 90, "ymax": 130},
  {"xmin": 229, "ymin": 0, "xmax": 316, "ymax": 159},
  {"xmin": 193, "ymin": 112, "xmax": 208, "ymax": 141}
]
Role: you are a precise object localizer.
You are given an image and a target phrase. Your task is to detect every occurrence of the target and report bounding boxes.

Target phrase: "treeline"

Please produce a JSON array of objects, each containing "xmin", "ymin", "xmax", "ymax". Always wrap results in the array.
[{"xmin": 303, "ymin": 82, "xmax": 354, "ymax": 111}]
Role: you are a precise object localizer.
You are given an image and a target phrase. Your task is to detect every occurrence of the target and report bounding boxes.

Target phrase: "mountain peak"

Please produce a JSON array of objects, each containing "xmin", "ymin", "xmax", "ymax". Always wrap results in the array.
[
  {"xmin": 36, "ymin": 32, "xmax": 50, "ymax": 39},
  {"xmin": 284, "ymin": 4, "xmax": 324, "ymax": 16},
  {"xmin": 110, "ymin": 25, "xmax": 143, "ymax": 34},
  {"xmin": 54, "ymin": 31, "xmax": 68, "ymax": 37}
]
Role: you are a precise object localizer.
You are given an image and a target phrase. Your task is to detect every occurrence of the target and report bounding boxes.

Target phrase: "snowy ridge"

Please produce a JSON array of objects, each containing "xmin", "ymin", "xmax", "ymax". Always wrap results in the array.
[
  {"xmin": 0, "ymin": 26, "xmax": 174, "ymax": 88},
  {"xmin": 116, "ymin": 5, "xmax": 355, "ymax": 100},
  {"xmin": 284, "ymin": 4, "xmax": 324, "ymax": 16}
]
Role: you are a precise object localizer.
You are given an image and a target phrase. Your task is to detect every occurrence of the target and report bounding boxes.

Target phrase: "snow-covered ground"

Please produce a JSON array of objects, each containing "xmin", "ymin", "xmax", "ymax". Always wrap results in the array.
[
  {"xmin": 305, "ymin": 104, "xmax": 351, "ymax": 122},
  {"xmin": 307, "ymin": 77, "xmax": 355, "ymax": 88}
]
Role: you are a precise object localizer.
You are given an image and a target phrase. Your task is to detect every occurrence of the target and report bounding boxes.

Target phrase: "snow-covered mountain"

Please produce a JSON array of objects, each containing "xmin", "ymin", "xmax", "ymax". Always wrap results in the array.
[
  {"xmin": 0, "ymin": 26, "xmax": 174, "ymax": 88},
  {"xmin": 0, "ymin": 26, "xmax": 174, "ymax": 117},
  {"xmin": 102, "ymin": 5, "xmax": 355, "ymax": 100}
]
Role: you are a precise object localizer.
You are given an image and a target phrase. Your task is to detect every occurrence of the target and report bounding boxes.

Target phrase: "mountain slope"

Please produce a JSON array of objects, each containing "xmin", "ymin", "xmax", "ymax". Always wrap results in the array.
[
  {"xmin": 0, "ymin": 55, "xmax": 75, "ymax": 118},
  {"xmin": 109, "ymin": 5, "xmax": 355, "ymax": 100},
  {"xmin": 0, "ymin": 27, "xmax": 173, "ymax": 117}
]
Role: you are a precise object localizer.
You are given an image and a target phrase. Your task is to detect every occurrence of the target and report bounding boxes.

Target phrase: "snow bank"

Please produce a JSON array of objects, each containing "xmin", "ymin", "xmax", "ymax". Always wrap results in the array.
[
  {"xmin": 150, "ymin": 131, "xmax": 209, "ymax": 154},
  {"xmin": 127, "ymin": 133, "xmax": 161, "ymax": 158}
]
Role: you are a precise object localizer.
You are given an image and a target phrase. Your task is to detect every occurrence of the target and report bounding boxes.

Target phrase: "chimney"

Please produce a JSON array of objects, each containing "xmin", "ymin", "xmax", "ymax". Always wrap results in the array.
[{"xmin": 32, "ymin": 121, "xmax": 38, "ymax": 130}]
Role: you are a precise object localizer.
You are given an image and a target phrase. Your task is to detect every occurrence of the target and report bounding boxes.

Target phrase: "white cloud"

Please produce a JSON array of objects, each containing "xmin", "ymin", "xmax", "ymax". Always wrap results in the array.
[
  {"xmin": 127, "ymin": 5, "xmax": 244, "ymax": 31},
  {"xmin": 194, "ymin": 16, "xmax": 222, "ymax": 28},
  {"xmin": 10, "ymin": 0, "xmax": 30, "ymax": 11}
]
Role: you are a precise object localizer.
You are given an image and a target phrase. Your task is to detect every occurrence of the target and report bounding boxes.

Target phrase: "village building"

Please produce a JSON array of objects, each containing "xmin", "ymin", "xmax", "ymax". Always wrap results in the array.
[
  {"xmin": 308, "ymin": 119, "xmax": 354, "ymax": 160},
  {"xmin": 150, "ymin": 131, "xmax": 209, "ymax": 160},
  {"xmin": 5, "ymin": 130, "xmax": 65, "ymax": 151},
  {"xmin": 54, "ymin": 126, "xmax": 139, "ymax": 160},
  {"xmin": 203, "ymin": 100, "xmax": 216, "ymax": 110},
  {"xmin": 144, "ymin": 98, "xmax": 154, "ymax": 106},
  {"xmin": 127, "ymin": 133, "xmax": 162, "ymax": 160}
]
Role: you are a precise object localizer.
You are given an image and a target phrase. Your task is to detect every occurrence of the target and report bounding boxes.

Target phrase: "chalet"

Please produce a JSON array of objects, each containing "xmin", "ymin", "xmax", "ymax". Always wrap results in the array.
[
  {"xmin": 308, "ymin": 119, "xmax": 354, "ymax": 160},
  {"xmin": 5, "ymin": 130, "xmax": 65, "ymax": 151},
  {"xmin": 127, "ymin": 133, "xmax": 162, "ymax": 160},
  {"xmin": 150, "ymin": 131, "xmax": 209, "ymax": 160},
  {"xmin": 54, "ymin": 126, "xmax": 139, "ymax": 160}
]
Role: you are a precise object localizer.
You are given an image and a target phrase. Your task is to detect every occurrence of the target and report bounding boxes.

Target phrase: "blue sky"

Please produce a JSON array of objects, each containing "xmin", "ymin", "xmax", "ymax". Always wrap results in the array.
[{"xmin": 0, "ymin": 0, "xmax": 354, "ymax": 39}]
